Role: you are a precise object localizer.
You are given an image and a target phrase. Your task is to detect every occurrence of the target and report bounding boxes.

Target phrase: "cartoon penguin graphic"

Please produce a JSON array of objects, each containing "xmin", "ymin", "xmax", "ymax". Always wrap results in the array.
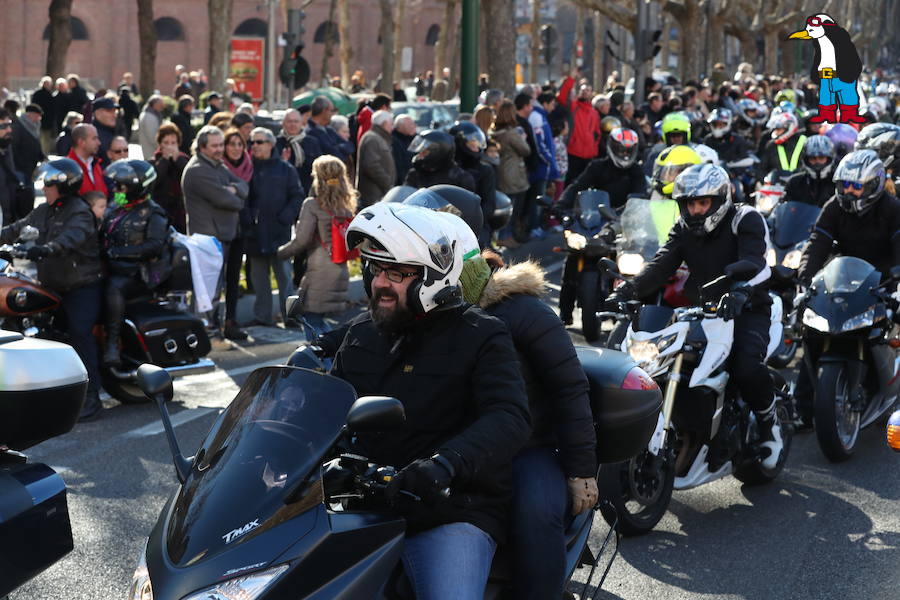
[{"xmin": 789, "ymin": 14, "xmax": 865, "ymax": 124}]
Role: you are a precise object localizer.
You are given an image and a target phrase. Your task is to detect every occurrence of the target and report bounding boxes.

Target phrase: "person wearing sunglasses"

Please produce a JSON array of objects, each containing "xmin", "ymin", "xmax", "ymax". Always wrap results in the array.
[
  {"xmin": 795, "ymin": 149, "xmax": 900, "ymax": 428},
  {"xmin": 105, "ymin": 135, "xmax": 129, "ymax": 166}
]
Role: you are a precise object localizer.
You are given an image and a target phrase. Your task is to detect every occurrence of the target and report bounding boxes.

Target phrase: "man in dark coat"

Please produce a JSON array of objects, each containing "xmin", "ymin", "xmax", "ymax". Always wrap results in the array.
[
  {"xmin": 9, "ymin": 105, "xmax": 44, "ymax": 219},
  {"xmin": 306, "ymin": 96, "xmax": 353, "ymax": 162},
  {"xmin": 31, "ymin": 76, "xmax": 57, "ymax": 153},
  {"xmin": 245, "ymin": 127, "xmax": 303, "ymax": 325},
  {"xmin": 172, "ymin": 95, "xmax": 197, "ymax": 155},
  {"xmin": 91, "ymin": 97, "xmax": 120, "ymax": 167},
  {"xmin": 391, "ymin": 114, "xmax": 417, "ymax": 185}
]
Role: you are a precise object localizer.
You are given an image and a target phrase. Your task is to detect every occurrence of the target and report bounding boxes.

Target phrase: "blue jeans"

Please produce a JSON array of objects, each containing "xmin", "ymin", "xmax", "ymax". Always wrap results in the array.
[
  {"xmin": 511, "ymin": 446, "xmax": 569, "ymax": 600},
  {"xmin": 819, "ymin": 77, "xmax": 859, "ymax": 106},
  {"xmin": 402, "ymin": 522, "xmax": 496, "ymax": 600},
  {"xmin": 61, "ymin": 281, "xmax": 103, "ymax": 395}
]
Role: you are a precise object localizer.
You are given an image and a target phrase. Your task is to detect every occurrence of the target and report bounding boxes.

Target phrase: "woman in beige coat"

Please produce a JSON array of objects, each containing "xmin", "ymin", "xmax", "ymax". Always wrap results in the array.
[
  {"xmin": 491, "ymin": 100, "xmax": 531, "ymax": 245},
  {"xmin": 278, "ymin": 155, "xmax": 358, "ymax": 330}
]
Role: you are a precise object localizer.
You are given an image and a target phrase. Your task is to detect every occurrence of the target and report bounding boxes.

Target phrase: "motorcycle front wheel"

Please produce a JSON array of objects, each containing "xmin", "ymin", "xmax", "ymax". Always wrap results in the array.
[
  {"xmin": 597, "ymin": 446, "xmax": 675, "ymax": 536},
  {"xmin": 814, "ymin": 362, "xmax": 860, "ymax": 462}
]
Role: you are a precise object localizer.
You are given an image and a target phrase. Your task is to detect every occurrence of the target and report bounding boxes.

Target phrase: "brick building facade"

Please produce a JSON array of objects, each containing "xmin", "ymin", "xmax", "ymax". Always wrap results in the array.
[{"xmin": 0, "ymin": 0, "xmax": 448, "ymax": 97}]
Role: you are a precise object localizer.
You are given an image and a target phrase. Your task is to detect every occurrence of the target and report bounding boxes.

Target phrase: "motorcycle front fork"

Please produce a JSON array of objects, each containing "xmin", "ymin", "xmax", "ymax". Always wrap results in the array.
[{"xmin": 648, "ymin": 354, "xmax": 684, "ymax": 457}]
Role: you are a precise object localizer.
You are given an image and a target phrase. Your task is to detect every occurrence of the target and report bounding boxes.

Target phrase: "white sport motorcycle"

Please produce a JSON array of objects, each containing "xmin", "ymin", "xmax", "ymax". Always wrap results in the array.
[{"xmin": 597, "ymin": 261, "xmax": 794, "ymax": 536}]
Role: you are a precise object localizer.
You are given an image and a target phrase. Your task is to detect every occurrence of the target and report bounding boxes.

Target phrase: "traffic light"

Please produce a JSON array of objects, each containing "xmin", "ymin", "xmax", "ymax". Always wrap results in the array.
[
  {"xmin": 649, "ymin": 29, "xmax": 662, "ymax": 59},
  {"xmin": 288, "ymin": 8, "xmax": 306, "ymax": 45},
  {"xmin": 540, "ymin": 25, "xmax": 557, "ymax": 66},
  {"xmin": 279, "ymin": 45, "xmax": 310, "ymax": 89}
]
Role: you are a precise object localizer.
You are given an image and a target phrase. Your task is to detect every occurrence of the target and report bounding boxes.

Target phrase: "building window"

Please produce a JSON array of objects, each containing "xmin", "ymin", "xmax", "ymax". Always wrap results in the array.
[
  {"xmin": 425, "ymin": 24, "xmax": 440, "ymax": 46},
  {"xmin": 234, "ymin": 18, "xmax": 268, "ymax": 38},
  {"xmin": 154, "ymin": 17, "xmax": 185, "ymax": 41},
  {"xmin": 314, "ymin": 21, "xmax": 339, "ymax": 45},
  {"xmin": 41, "ymin": 16, "xmax": 89, "ymax": 41}
]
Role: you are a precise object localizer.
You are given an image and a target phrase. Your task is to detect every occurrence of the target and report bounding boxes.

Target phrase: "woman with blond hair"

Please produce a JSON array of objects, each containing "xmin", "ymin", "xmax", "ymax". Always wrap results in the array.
[{"xmin": 278, "ymin": 155, "xmax": 358, "ymax": 329}]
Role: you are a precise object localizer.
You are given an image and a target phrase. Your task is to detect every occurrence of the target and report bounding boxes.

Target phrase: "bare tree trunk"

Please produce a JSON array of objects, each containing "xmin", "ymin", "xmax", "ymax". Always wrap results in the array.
[
  {"xmin": 763, "ymin": 29, "xmax": 778, "ymax": 75},
  {"xmin": 530, "ymin": 0, "xmax": 542, "ymax": 83},
  {"xmin": 593, "ymin": 10, "xmax": 604, "ymax": 91},
  {"xmin": 393, "ymin": 0, "xmax": 407, "ymax": 79},
  {"xmin": 574, "ymin": 4, "xmax": 585, "ymax": 69},
  {"xmin": 483, "ymin": 0, "xmax": 516, "ymax": 97},
  {"xmin": 46, "ymin": 0, "xmax": 73, "ymax": 80},
  {"xmin": 665, "ymin": 0, "xmax": 701, "ymax": 83},
  {"xmin": 208, "ymin": 0, "xmax": 234, "ymax": 94},
  {"xmin": 661, "ymin": 20, "xmax": 671, "ymax": 70},
  {"xmin": 321, "ymin": 0, "xmax": 337, "ymax": 84},
  {"xmin": 709, "ymin": 11, "xmax": 726, "ymax": 77},
  {"xmin": 378, "ymin": 0, "xmax": 395, "ymax": 92},
  {"xmin": 137, "ymin": 0, "xmax": 157, "ymax": 99},
  {"xmin": 338, "ymin": 0, "xmax": 352, "ymax": 89},
  {"xmin": 434, "ymin": 0, "xmax": 456, "ymax": 77}
]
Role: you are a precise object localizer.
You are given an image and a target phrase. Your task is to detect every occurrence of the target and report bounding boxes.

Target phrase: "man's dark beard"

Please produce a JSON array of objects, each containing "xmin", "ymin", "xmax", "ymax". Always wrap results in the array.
[{"xmin": 370, "ymin": 288, "xmax": 417, "ymax": 333}]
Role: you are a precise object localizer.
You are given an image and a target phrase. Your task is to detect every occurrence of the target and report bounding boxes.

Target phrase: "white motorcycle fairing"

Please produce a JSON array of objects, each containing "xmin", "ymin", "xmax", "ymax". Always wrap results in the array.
[
  {"xmin": 766, "ymin": 293, "xmax": 784, "ymax": 361},
  {"xmin": 673, "ymin": 444, "xmax": 734, "ymax": 490},
  {"xmin": 689, "ymin": 317, "xmax": 734, "ymax": 387}
]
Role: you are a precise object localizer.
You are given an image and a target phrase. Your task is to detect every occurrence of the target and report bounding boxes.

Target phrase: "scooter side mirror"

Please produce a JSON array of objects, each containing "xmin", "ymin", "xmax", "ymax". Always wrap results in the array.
[
  {"xmin": 599, "ymin": 257, "xmax": 624, "ymax": 280},
  {"xmin": 286, "ymin": 295, "xmax": 302, "ymax": 318},
  {"xmin": 137, "ymin": 364, "xmax": 191, "ymax": 483},
  {"xmin": 724, "ymin": 260, "xmax": 759, "ymax": 282},
  {"xmin": 347, "ymin": 396, "xmax": 406, "ymax": 432},
  {"xmin": 136, "ymin": 363, "xmax": 174, "ymax": 401},
  {"xmin": 599, "ymin": 205, "xmax": 618, "ymax": 221}
]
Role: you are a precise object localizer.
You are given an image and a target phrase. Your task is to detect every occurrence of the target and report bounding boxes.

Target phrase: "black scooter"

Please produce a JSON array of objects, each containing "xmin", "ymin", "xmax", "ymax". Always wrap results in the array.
[
  {"xmin": 131, "ymin": 343, "xmax": 662, "ymax": 599},
  {"xmin": 0, "ymin": 330, "xmax": 88, "ymax": 597}
]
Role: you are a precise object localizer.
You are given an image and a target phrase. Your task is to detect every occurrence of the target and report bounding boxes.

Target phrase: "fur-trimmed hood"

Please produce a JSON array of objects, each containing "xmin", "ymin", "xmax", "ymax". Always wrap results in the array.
[{"xmin": 478, "ymin": 260, "xmax": 546, "ymax": 308}]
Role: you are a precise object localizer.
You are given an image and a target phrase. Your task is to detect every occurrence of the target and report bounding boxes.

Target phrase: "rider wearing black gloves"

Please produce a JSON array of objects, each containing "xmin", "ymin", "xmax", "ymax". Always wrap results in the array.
[
  {"xmin": 783, "ymin": 135, "xmax": 837, "ymax": 207},
  {"xmin": 0, "ymin": 158, "xmax": 104, "ymax": 420},
  {"xmin": 331, "ymin": 202, "xmax": 530, "ymax": 600},
  {"xmin": 795, "ymin": 150, "xmax": 900, "ymax": 427},
  {"xmin": 101, "ymin": 159, "xmax": 171, "ymax": 368},
  {"xmin": 701, "ymin": 108, "xmax": 752, "ymax": 165},
  {"xmin": 559, "ymin": 127, "xmax": 646, "ymax": 211},
  {"xmin": 606, "ymin": 163, "xmax": 784, "ymax": 470}
]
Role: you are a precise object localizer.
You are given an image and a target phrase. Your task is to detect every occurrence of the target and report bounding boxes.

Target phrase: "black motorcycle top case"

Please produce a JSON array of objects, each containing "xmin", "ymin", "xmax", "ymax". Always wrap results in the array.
[{"xmin": 124, "ymin": 302, "xmax": 211, "ymax": 367}]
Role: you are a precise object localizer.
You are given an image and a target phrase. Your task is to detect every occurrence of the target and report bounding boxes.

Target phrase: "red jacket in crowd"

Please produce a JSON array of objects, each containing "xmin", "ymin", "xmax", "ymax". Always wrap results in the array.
[
  {"xmin": 67, "ymin": 149, "xmax": 108, "ymax": 197},
  {"xmin": 556, "ymin": 77, "xmax": 601, "ymax": 160}
]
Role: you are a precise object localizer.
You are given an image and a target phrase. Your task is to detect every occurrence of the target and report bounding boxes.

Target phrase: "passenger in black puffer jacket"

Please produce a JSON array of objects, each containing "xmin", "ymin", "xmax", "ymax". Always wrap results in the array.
[{"xmin": 462, "ymin": 249, "xmax": 598, "ymax": 600}]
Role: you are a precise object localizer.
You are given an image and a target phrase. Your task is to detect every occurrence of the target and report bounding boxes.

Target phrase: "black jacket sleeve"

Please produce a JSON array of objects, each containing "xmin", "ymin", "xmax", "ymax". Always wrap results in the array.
[
  {"xmin": 46, "ymin": 207, "xmax": 94, "ymax": 255},
  {"xmin": 631, "ymin": 225, "xmax": 686, "ymax": 298},
  {"xmin": 798, "ymin": 199, "xmax": 839, "ymax": 285},
  {"xmin": 559, "ymin": 159, "xmax": 602, "ymax": 210},
  {"xmin": 502, "ymin": 295, "xmax": 596, "ymax": 478},
  {"xmin": 439, "ymin": 317, "xmax": 531, "ymax": 484},
  {"xmin": 628, "ymin": 163, "xmax": 647, "ymax": 197}
]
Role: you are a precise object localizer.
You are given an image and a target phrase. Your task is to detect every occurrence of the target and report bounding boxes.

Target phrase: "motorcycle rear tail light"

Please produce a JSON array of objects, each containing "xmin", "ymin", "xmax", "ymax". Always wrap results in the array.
[{"xmin": 622, "ymin": 366, "xmax": 658, "ymax": 391}]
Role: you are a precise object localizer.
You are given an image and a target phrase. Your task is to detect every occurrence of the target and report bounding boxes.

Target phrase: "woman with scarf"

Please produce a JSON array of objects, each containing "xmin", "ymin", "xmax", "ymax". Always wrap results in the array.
[
  {"xmin": 148, "ymin": 123, "xmax": 189, "ymax": 233},
  {"xmin": 219, "ymin": 127, "xmax": 253, "ymax": 338}
]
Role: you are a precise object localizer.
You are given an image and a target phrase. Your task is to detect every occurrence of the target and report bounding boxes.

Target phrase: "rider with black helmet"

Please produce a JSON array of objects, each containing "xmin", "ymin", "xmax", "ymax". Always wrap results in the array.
[
  {"xmin": 607, "ymin": 163, "xmax": 785, "ymax": 471},
  {"xmin": 559, "ymin": 127, "xmax": 646, "ymax": 211},
  {"xmin": 795, "ymin": 150, "xmax": 900, "ymax": 428},
  {"xmin": 101, "ymin": 159, "xmax": 172, "ymax": 368},
  {"xmin": 0, "ymin": 158, "xmax": 104, "ymax": 420},
  {"xmin": 449, "ymin": 121, "xmax": 497, "ymax": 246},
  {"xmin": 403, "ymin": 129, "xmax": 476, "ymax": 193},
  {"xmin": 783, "ymin": 134, "xmax": 838, "ymax": 207},
  {"xmin": 701, "ymin": 108, "xmax": 752, "ymax": 165}
]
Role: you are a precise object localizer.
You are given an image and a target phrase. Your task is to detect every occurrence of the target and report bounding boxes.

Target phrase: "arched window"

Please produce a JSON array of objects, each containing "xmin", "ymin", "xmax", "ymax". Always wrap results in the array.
[
  {"xmin": 41, "ymin": 16, "xmax": 89, "ymax": 41},
  {"xmin": 233, "ymin": 18, "xmax": 268, "ymax": 38},
  {"xmin": 425, "ymin": 24, "xmax": 440, "ymax": 46},
  {"xmin": 314, "ymin": 21, "xmax": 339, "ymax": 45},
  {"xmin": 154, "ymin": 17, "xmax": 185, "ymax": 41}
]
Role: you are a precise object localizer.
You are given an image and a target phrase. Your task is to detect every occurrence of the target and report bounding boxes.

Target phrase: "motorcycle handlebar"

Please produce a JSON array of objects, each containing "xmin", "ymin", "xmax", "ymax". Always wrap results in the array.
[{"xmin": 0, "ymin": 244, "xmax": 27, "ymax": 259}]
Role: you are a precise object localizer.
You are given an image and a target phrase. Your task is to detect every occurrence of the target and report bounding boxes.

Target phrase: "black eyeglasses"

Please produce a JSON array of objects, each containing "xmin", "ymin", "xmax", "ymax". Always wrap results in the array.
[
  {"xmin": 367, "ymin": 262, "xmax": 419, "ymax": 284},
  {"xmin": 250, "ymin": 139, "xmax": 269, "ymax": 145},
  {"xmin": 0, "ymin": 123, "xmax": 10, "ymax": 130},
  {"xmin": 110, "ymin": 148, "xmax": 128, "ymax": 154}
]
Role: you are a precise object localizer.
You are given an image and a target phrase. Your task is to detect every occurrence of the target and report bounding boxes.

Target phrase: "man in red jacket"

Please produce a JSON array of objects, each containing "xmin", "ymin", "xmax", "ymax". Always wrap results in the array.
[
  {"xmin": 557, "ymin": 69, "xmax": 601, "ymax": 184},
  {"xmin": 66, "ymin": 124, "xmax": 107, "ymax": 197}
]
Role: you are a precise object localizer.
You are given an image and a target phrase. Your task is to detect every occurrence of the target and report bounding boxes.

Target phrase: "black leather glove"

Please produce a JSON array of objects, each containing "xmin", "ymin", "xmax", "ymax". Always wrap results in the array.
[
  {"xmin": 604, "ymin": 281, "xmax": 635, "ymax": 312},
  {"xmin": 717, "ymin": 288, "xmax": 750, "ymax": 321},
  {"xmin": 385, "ymin": 455, "xmax": 455, "ymax": 504},
  {"xmin": 25, "ymin": 245, "xmax": 51, "ymax": 261}
]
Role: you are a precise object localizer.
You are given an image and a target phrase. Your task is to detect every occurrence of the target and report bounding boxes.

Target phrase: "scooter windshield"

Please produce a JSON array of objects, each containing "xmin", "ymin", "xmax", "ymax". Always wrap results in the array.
[
  {"xmin": 817, "ymin": 256, "xmax": 879, "ymax": 294},
  {"xmin": 771, "ymin": 201, "xmax": 821, "ymax": 248},
  {"xmin": 165, "ymin": 367, "xmax": 357, "ymax": 566},
  {"xmin": 576, "ymin": 189, "xmax": 610, "ymax": 230},
  {"xmin": 620, "ymin": 197, "xmax": 669, "ymax": 259}
]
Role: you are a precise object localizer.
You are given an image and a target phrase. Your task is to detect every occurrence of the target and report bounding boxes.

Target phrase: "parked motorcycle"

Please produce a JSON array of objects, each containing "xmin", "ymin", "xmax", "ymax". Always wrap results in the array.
[
  {"xmin": 597, "ymin": 260, "xmax": 794, "ymax": 536},
  {"xmin": 556, "ymin": 189, "xmax": 618, "ymax": 342},
  {"xmin": 0, "ymin": 330, "xmax": 88, "ymax": 597},
  {"xmin": 0, "ymin": 243, "xmax": 214, "ymax": 404},
  {"xmin": 797, "ymin": 257, "xmax": 900, "ymax": 462},
  {"xmin": 130, "ymin": 342, "xmax": 662, "ymax": 599}
]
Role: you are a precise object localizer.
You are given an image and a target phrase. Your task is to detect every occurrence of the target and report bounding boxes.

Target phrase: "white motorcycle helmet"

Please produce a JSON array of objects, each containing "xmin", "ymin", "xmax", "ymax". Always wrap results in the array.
[
  {"xmin": 672, "ymin": 163, "xmax": 733, "ymax": 237},
  {"xmin": 346, "ymin": 202, "xmax": 464, "ymax": 314}
]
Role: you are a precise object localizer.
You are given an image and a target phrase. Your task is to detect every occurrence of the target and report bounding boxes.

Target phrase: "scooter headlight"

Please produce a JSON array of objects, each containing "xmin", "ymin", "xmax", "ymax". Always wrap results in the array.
[
  {"xmin": 840, "ymin": 308, "xmax": 874, "ymax": 332},
  {"xmin": 617, "ymin": 253, "xmax": 645, "ymax": 276},
  {"xmin": 802, "ymin": 307, "xmax": 829, "ymax": 332},
  {"xmin": 181, "ymin": 564, "xmax": 289, "ymax": 600},
  {"xmin": 766, "ymin": 248, "xmax": 776, "ymax": 267},
  {"xmin": 782, "ymin": 249, "xmax": 802, "ymax": 270},
  {"xmin": 128, "ymin": 547, "xmax": 153, "ymax": 600},
  {"xmin": 628, "ymin": 339, "xmax": 660, "ymax": 364}
]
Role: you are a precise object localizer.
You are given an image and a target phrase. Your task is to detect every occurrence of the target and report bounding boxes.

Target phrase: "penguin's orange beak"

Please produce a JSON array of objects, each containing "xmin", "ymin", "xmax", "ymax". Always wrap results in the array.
[{"xmin": 789, "ymin": 30, "xmax": 812, "ymax": 40}]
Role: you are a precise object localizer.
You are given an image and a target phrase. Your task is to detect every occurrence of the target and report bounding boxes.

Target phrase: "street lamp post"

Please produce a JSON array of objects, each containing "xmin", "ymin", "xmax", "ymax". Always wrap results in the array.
[{"xmin": 460, "ymin": 0, "xmax": 479, "ymax": 112}]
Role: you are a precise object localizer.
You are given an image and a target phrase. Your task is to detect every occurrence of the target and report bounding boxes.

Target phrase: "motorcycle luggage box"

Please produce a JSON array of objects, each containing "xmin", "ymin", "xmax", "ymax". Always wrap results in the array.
[
  {"xmin": 0, "ymin": 332, "xmax": 88, "ymax": 451},
  {"xmin": 576, "ymin": 347, "xmax": 662, "ymax": 464},
  {"xmin": 124, "ymin": 302, "xmax": 211, "ymax": 368},
  {"xmin": 0, "ymin": 461, "xmax": 74, "ymax": 596}
]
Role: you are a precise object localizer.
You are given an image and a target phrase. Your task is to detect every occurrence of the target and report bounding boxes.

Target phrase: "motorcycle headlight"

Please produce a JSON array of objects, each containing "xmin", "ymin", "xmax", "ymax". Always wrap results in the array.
[
  {"xmin": 628, "ymin": 339, "xmax": 660, "ymax": 364},
  {"xmin": 766, "ymin": 248, "xmax": 776, "ymax": 267},
  {"xmin": 181, "ymin": 564, "xmax": 289, "ymax": 600},
  {"xmin": 841, "ymin": 308, "xmax": 874, "ymax": 332},
  {"xmin": 782, "ymin": 249, "xmax": 802, "ymax": 270},
  {"xmin": 565, "ymin": 231, "xmax": 587, "ymax": 250},
  {"xmin": 755, "ymin": 192, "xmax": 780, "ymax": 214},
  {"xmin": 617, "ymin": 252, "xmax": 645, "ymax": 276},
  {"xmin": 802, "ymin": 307, "xmax": 830, "ymax": 332},
  {"xmin": 128, "ymin": 547, "xmax": 153, "ymax": 600}
]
